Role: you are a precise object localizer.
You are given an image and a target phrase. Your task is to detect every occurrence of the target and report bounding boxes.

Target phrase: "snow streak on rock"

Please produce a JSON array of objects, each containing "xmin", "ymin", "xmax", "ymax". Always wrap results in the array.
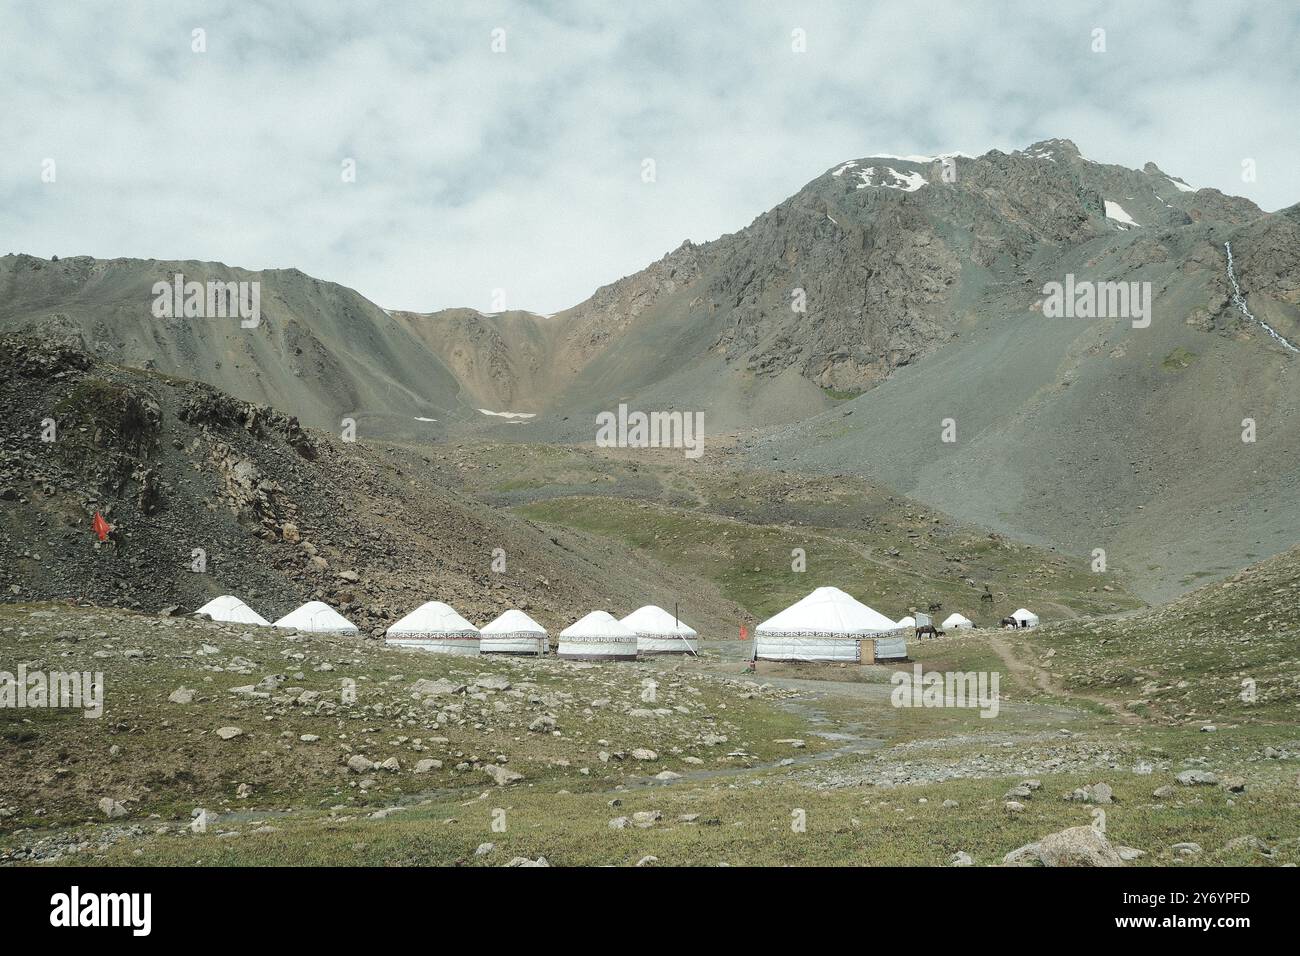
[{"xmin": 1224, "ymin": 241, "xmax": 1300, "ymax": 354}]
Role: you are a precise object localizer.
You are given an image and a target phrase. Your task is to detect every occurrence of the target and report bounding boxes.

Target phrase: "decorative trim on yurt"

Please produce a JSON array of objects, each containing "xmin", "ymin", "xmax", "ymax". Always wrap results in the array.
[
  {"xmin": 558, "ymin": 611, "xmax": 638, "ymax": 661},
  {"xmin": 481, "ymin": 609, "xmax": 549, "ymax": 655},
  {"xmin": 386, "ymin": 601, "xmax": 481, "ymax": 655},
  {"xmin": 620, "ymin": 605, "xmax": 698, "ymax": 655},
  {"xmin": 755, "ymin": 586, "xmax": 901, "ymax": 663}
]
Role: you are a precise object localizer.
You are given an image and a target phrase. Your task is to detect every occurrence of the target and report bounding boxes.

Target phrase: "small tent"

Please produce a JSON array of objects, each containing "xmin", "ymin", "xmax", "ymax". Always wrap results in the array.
[
  {"xmin": 481, "ymin": 609, "xmax": 548, "ymax": 655},
  {"xmin": 195, "ymin": 595, "xmax": 270, "ymax": 626},
  {"xmin": 756, "ymin": 586, "xmax": 902, "ymax": 662},
  {"xmin": 274, "ymin": 601, "xmax": 359, "ymax": 634},
  {"xmin": 558, "ymin": 611, "xmax": 638, "ymax": 661},
  {"xmin": 942, "ymin": 612, "xmax": 974, "ymax": 630},
  {"xmin": 621, "ymin": 605, "xmax": 698, "ymax": 655},
  {"xmin": 386, "ymin": 601, "xmax": 480, "ymax": 655},
  {"xmin": 1012, "ymin": 608, "xmax": 1040, "ymax": 628},
  {"xmin": 896, "ymin": 615, "xmax": 916, "ymax": 629}
]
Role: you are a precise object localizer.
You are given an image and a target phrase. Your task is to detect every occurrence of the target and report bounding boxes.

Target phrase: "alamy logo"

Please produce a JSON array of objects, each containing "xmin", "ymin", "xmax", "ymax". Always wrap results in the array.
[
  {"xmin": 0, "ymin": 665, "xmax": 103, "ymax": 718},
  {"xmin": 890, "ymin": 664, "xmax": 1000, "ymax": 718},
  {"xmin": 151, "ymin": 273, "xmax": 261, "ymax": 328},
  {"xmin": 1041, "ymin": 274, "xmax": 1151, "ymax": 328},
  {"xmin": 595, "ymin": 403, "xmax": 704, "ymax": 459},
  {"xmin": 50, "ymin": 886, "xmax": 151, "ymax": 936}
]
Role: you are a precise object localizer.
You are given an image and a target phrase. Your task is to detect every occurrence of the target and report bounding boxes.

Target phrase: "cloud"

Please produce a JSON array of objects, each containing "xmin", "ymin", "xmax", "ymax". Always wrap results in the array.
[{"xmin": 2, "ymin": 0, "xmax": 1296, "ymax": 314}]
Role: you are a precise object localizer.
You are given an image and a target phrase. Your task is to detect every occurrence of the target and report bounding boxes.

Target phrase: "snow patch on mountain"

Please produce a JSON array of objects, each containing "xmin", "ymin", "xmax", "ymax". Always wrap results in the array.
[
  {"xmin": 856, "ymin": 166, "xmax": 927, "ymax": 192},
  {"xmin": 1104, "ymin": 200, "xmax": 1140, "ymax": 228}
]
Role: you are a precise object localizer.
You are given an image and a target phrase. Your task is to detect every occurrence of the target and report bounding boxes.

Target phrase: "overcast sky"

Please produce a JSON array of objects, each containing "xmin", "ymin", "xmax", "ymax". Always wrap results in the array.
[{"xmin": 3, "ymin": 1, "xmax": 1297, "ymax": 314}]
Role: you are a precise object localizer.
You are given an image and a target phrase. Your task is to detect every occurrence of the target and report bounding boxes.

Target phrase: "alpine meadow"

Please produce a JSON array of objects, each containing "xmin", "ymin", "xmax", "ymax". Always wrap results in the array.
[{"xmin": 1, "ymin": 1, "xmax": 1298, "ymax": 937}]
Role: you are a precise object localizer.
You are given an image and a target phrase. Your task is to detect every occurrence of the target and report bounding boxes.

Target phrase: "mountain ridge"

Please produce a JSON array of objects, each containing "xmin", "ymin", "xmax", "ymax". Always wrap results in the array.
[{"xmin": 3, "ymin": 136, "xmax": 1297, "ymax": 600}]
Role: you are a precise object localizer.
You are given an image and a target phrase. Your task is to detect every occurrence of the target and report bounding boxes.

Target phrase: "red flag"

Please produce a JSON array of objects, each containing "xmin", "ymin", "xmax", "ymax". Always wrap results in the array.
[{"xmin": 92, "ymin": 511, "xmax": 113, "ymax": 542}]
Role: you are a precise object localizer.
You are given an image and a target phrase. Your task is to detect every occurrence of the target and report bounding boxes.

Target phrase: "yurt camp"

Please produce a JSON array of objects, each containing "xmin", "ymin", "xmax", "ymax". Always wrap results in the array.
[
  {"xmin": 195, "ymin": 595, "xmax": 270, "ymax": 626},
  {"xmin": 621, "ymin": 605, "xmax": 698, "ymax": 655},
  {"xmin": 557, "ymin": 611, "xmax": 638, "ymax": 661},
  {"xmin": 480, "ymin": 609, "xmax": 548, "ymax": 655},
  {"xmin": 942, "ymin": 612, "xmax": 974, "ymax": 630},
  {"xmin": 756, "ymin": 586, "xmax": 902, "ymax": 663},
  {"xmin": 273, "ymin": 601, "xmax": 359, "ymax": 634},
  {"xmin": 386, "ymin": 601, "xmax": 480, "ymax": 655},
  {"xmin": 1012, "ymin": 608, "xmax": 1041, "ymax": 628}
]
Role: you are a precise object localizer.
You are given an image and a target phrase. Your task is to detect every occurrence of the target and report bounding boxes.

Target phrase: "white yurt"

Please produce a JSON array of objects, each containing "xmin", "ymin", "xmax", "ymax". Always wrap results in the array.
[
  {"xmin": 1012, "ymin": 608, "xmax": 1040, "ymax": 628},
  {"xmin": 480, "ymin": 609, "xmax": 548, "ymax": 655},
  {"xmin": 756, "ymin": 586, "xmax": 902, "ymax": 662},
  {"xmin": 274, "ymin": 601, "xmax": 359, "ymax": 634},
  {"xmin": 558, "ymin": 611, "xmax": 638, "ymax": 661},
  {"xmin": 942, "ymin": 612, "xmax": 974, "ymax": 630},
  {"xmin": 896, "ymin": 615, "xmax": 916, "ymax": 629},
  {"xmin": 386, "ymin": 601, "xmax": 480, "ymax": 655},
  {"xmin": 194, "ymin": 595, "xmax": 270, "ymax": 626},
  {"xmin": 621, "ymin": 605, "xmax": 698, "ymax": 655}
]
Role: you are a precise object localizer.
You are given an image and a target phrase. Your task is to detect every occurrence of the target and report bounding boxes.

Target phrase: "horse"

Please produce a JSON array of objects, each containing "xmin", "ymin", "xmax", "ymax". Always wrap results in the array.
[
  {"xmin": 999, "ymin": 616, "xmax": 1022, "ymax": 629},
  {"xmin": 980, "ymin": 586, "xmax": 994, "ymax": 604},
  {"xmin": 927, "ymin": 602, "xmax": 943, "ymax": 615},
  {"xmin": 916, "ymin": 624, "xmax": 945, "ymax": 641}
]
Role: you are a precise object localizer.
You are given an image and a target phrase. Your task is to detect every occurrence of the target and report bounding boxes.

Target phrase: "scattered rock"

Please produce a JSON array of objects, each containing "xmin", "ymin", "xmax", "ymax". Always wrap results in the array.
[
  {"xmin": 483, "ymin": 765, "xmax": 524, "ymax": 786},
  {"xmin": 1038, "ymin": 825, "xmax": 1123, "ymax": 867},
  {"xmin": 1002, "ymin": 842, "xmax": 1043, "ymax": 866},
  {"xmin": 1066, "ymin": 782, "xmax": 1113, "ymax": 804}
]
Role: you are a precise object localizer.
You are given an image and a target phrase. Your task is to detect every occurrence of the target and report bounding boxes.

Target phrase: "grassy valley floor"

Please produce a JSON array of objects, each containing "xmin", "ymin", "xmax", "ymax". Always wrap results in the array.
[{"xmin": 3, "ymin": 602, "xmax": 1297, "ymax": 866}]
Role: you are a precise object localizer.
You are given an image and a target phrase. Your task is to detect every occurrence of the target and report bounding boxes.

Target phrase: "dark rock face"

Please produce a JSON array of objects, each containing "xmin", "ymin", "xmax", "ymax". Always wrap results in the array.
[{"xmin": 0, "ymin": 333, "xmax": 744, "ymax": 636}]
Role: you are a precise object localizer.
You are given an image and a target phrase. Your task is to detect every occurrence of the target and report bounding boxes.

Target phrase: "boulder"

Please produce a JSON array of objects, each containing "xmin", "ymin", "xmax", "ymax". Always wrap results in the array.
[
  {"xmin": 484, "ymin": 764, "xmax": 524, "ymax": 786},
  {"xmin": 1038, "ymin": 825, "xmax": 1123, "ymax": 867}
]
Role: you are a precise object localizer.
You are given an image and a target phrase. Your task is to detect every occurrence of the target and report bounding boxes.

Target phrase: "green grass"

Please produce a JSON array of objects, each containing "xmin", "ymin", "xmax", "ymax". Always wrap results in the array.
[
  {"xmin": 1161, "ymin": 347, "xmax": 1197, "ymax": 371},
  {"xmin": 517, "ymin": 495, "xmax": 1138, "ymax": 623},
  {"xmin": 37, "ymin": 764, "xmax": 1300, "ymax": 867},
  {"xmin": 0, "ymin": 604, "xmax": 826, "ymax": 833},
  {"xmin": 1006, "ymin": 547, "xmax": 1300, "ymax": 725}
]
